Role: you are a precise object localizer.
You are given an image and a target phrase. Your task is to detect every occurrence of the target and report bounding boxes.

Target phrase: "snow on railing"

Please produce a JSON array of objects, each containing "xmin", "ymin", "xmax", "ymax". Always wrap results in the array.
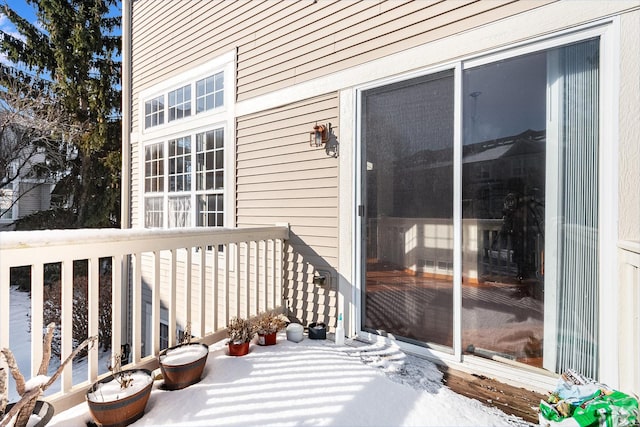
[{"xmin": 0, "ymin": 225, "xmax": 289, "ymax": 409}]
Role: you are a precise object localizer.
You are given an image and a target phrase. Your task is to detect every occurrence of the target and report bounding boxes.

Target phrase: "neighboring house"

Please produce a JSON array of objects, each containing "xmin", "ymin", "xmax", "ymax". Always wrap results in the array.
[
  {"xmin": 0, "ymin": 149, "xmax": 55, "ymax": 231},
  {"xmin": 122, "ymin": 0, "xmax": 640, "ymax": 395}
]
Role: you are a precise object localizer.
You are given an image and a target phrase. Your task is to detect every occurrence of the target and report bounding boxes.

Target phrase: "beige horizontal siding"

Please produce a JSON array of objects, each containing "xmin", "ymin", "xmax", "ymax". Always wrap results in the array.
[
  {"xmin": 130, "ymin": 139, "xmax": 140, "ymax": 227},
  {"xmin": 131, "ymin": 1, "xmax": 554, "ymax": 131},
  {"xmin": 235, "ymin": 0, "xmax": 555, "ymax": 100},
  {"xmin": 236, "ymin": 92, "xmax": 339, "ymax": 326}
]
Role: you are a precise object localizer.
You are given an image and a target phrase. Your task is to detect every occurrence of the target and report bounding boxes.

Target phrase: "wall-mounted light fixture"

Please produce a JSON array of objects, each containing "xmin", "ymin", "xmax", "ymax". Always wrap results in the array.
[{"xmin": 310, "ymin": 122, "xmax": 331, "ymax": 147}]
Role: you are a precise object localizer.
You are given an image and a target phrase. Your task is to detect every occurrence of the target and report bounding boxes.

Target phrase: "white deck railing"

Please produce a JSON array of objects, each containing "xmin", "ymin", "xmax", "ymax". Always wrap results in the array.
[
  {"xmin": 618, "ymin": 240, "xmax": 640, "ymax": 395},
  {"xmin": 0, "ymin": 225, "xmax": 289, "ymax": 410}
]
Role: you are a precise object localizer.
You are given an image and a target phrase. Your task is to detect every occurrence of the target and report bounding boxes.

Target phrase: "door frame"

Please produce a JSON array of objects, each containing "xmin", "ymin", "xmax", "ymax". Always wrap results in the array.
[{"xmin": 342, "ymin": 17, "xmax": 618, "ymax": 391}]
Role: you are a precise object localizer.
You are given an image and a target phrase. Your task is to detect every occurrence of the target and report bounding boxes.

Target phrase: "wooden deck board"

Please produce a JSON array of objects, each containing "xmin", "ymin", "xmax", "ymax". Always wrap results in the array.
[{"xmin": 439, "ymin": 366, "xmax": 544, "ymax": 425}]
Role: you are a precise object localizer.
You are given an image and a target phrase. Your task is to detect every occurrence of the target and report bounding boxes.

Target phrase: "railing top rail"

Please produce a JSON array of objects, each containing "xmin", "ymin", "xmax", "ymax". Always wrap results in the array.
[
  {"xmin": 619, "ymin": 240, "xmax": 640, "ymax": 255},
  {"xmin": 0, "ymin": 225, "xmax": 289, "ymax": 267},
  {"xmin": 0, "ymin": 225, "xmax": 289, "ymax": 250}
]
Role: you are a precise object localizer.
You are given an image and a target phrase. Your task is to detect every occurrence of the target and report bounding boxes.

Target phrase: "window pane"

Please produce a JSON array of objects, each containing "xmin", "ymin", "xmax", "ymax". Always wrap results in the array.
[
  {"xmin": 145, "ymin": 197, "xmax": 163, "ymax": 228},
  {"xmin": 168, "ymin": 136, "xmax": 191, "ymax": 192},
  {"xmin": 362, "ymin": 70, "xmax": 455, "ymax": 349},
  {"xmin": 168, "ymin": 85, "xmax": 191, "ymax": 122},
  {"xmin": 195, "ymin": 72, "xmax": 223, "ymax": 113},
  {"xmin": 461, "ymin": 39, "xmax": 600, "ymax": 377},
  {"xmin": 168, "ymin": 196, "xmax": 191, "ymax": 228}
]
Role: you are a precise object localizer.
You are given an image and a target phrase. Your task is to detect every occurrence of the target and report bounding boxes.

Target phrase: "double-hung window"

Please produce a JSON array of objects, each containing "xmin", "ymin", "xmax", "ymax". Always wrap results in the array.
[
  {"xmin": 141, "ymin": 53, "xmax": 234, "ymax": 229},
  {"xmin": 144, "ymin": 128, "xmax": 226, "ymax": 228}
]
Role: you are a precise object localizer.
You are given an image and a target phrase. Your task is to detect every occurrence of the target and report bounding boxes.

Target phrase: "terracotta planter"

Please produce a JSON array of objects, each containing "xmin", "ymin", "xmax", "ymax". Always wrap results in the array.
[
  {"xmin": 86, "ymin": 369, "xmax": 153, "ymax": 427},
  {"xmin": 2, "ymin": 400, "xmax": 54, "ymax": 427},
  {"xmin": 228, "ymin": 341, "xmax": 250, "ymax": 356},
  {"xmin": 257, "ymin": 332, "xmax": 277, "ymax": 346},
  {"xmin": 158, "ymin": 343, "xmax": 209, "ymax": 390}
]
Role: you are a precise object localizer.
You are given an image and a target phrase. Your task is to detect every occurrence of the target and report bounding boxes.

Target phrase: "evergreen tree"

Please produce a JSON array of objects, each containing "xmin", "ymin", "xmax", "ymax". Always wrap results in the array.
[{"xmin": 1, "ymin": 0, "xmax": 121, "ymax": 228}]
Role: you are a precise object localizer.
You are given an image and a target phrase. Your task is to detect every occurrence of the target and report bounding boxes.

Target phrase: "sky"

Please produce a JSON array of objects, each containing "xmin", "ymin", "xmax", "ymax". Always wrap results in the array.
[
  {"xmin": 6, "ymin": 287, "xmax": 532, "ymax": 427},
  {"xmin": 0, "ymin": 2, "xmax": 32, "ymax": 66},
  {"xmin": 0, "ymin": 0, "xmax": 122, "ymax": 68}
]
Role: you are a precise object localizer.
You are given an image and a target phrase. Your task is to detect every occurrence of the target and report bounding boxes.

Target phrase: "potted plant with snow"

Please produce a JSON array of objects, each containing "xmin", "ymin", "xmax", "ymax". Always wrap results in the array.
[
  {"xmin": 158, "ymin": 323, "xmax": 208, "ymax": 390},
  {"xmin": 226, "ymin": 316, "xmax": 254, "ymax": 356},
  {"xmin": 86, "ymin": 350, "xmax": 153, "ymax": 427},
  {"xmin": 1, "ymin": 323, "xmax": 96, "ymax": 427},
  {"xmin": 252, "ymin": 311, "xmax": 288, "ymax": 346}
]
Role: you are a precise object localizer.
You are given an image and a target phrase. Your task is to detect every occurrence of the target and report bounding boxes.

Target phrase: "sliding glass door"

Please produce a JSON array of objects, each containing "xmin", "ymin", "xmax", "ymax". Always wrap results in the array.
[{"xmin": 360, "ymin": 37, "xmax": 601, "ymax": 378}]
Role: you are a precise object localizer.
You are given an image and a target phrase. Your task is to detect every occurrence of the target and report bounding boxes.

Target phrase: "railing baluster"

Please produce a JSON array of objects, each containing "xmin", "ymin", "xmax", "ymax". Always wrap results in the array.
[
  {"xmin": 199, "ymin": 246, "xmax": 206, "ymax": 338},
  {"xmin": 245, "ymin": 242, "xmax": 251, "ymax": 318},
  {"xmin": 112, "ymin": 254, "xmax": 122, "ymax": 366},
  {"xmin": 185, "ymin": 248, "xmax": 192, "ymax": 336},
  {"xmin": 236, "ymin": 243, "xmax": 241, "ymax": 318},
  {"xmin": 88, "ymin": 257, "xmax": 100, "ymax": 381},
  {"xmin": 261, "ymin": 240, "xmax": 267, "ymax": 312},
  {"xmin": 0, "ymin": 261, "xmax": 9, "ymax": 349},
  {"xmin": 169, "ymin": 249, "xmax": 177, "ymax": 347},
  {"xmin": 254, "ymin": 241, "xmax": 259, "ymax": 315},
  {"xmin": 223, "ymin": 243, "xmax": 229, "ymax": 326},
  {"xmin": 132, "ymin": 252, "xmax": 142, "ymax": 364},
  {"xmin": 61, "ymin": 258, "xmax": 73, "ymax": 393},
  {"xmin": 30, "ymin": 263, "xmax": 44, "ymax": 378},
  {"xmin": 271, "ymin": 239, "xmax": 277, "ymax": 310},
  {"xmin": 212, "ymin": 246, "xmax": 219, "ymax": 332},
  {"xmin": 152, "ymin": 251, "xmax": 161, "ymax": 356}
]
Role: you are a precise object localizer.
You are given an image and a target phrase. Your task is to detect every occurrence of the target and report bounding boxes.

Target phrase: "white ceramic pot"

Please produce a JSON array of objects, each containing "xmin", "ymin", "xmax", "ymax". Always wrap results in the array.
[{"xmin": 286, "ymin": 323, "xmax": 304, "ymax": 342}]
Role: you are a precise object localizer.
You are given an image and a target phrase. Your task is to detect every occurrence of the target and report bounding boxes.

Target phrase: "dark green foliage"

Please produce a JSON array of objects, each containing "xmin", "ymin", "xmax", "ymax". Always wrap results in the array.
[
  {"xmin": 14, "ymin": 208, "xmax": 78, "ymax": 230},
  {"xmin": 1, "ymin": 0, "xmax": 122, "ymax": 229}
]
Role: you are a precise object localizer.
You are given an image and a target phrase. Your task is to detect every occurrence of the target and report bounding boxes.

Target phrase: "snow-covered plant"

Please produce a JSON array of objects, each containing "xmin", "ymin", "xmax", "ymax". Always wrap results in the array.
[
  {"xmin": 0, "ymin": 323, "xmax": 96, "ymax": 427},
  {"xmin": 107, "ymin": 352, "xmax": 133, "ymax": 390},
  {"xmin": 252, "ymin": 311, "xmax": 289, "ymax": 335},
  {"xmin": 226, "ymin": 317, "xmax": 254, "ymax": 344},
  {"xmin": 180, "ymin": 322, "xmax": 192, "ymax": 345}
]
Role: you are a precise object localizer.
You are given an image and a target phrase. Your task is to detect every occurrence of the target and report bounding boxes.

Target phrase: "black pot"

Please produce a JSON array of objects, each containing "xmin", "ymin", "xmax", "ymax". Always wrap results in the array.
[
  {"xmin": 308, "ymin": 322, "xmax": 327, "ymax": 339},
  {"xmin": 2, "ymin": 400, "xmax": 54, "ymax": 427}
]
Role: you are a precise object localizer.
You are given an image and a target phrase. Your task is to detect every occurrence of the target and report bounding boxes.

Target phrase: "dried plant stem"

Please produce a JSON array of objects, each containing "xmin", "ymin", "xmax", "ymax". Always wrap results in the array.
[
  {"xmin": 43, "ymin": 335, "xmax": 97, "ymax": 390},
  {"xmin": 0, "ymin": 350, "xmax": 25, "ymax": 397},
  {"xmin": 0, "ymin": 327, "xmax": 97, "ymax": 427},
  {"xmin": 0, "ymin": 356, "xmax": 7, "ymax": 415},
  {"xmin": 37, "ymin": 323, "xmax": 56, "ymax": 376}
]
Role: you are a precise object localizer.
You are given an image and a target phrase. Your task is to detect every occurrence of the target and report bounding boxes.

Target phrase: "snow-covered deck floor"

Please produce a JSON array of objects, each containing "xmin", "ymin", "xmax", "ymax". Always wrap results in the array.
[{"xmin": 49, "ymin": 334, "xmax": 531, "ymax": 426}]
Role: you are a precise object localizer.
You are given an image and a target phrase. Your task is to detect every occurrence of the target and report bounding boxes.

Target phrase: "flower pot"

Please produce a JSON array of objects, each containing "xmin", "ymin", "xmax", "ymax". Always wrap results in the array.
[
  {"xmin": 86, "ymin": 369, "xmax": 153, "ymax": 427},
  {"xmin": 228, "ymin": 341, "xmax": 250, "ymax": 356},
  {"xmin": 158, "ymin": 342, "xmax": 209, "ymax": 390},
  {"xmin": 2, "ymin": 400, "xmax": 54, "ymax": 427},
  {"xmin": 308, "ymin": 322, "xmax": 327, "ymax": 340},
  {"xmin": 257, "ymin": 332, "xmax": 277, "ymax": 346},
  {"xmin": 286, "ymin": 323, "xmax": 304, "ymax": 342}
]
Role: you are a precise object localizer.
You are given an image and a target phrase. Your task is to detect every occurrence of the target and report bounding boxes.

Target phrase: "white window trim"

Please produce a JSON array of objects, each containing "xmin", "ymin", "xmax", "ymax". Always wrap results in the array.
[{"xmin": 138, "ymin": 50, "xmax": 236, "ymax": 231}]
